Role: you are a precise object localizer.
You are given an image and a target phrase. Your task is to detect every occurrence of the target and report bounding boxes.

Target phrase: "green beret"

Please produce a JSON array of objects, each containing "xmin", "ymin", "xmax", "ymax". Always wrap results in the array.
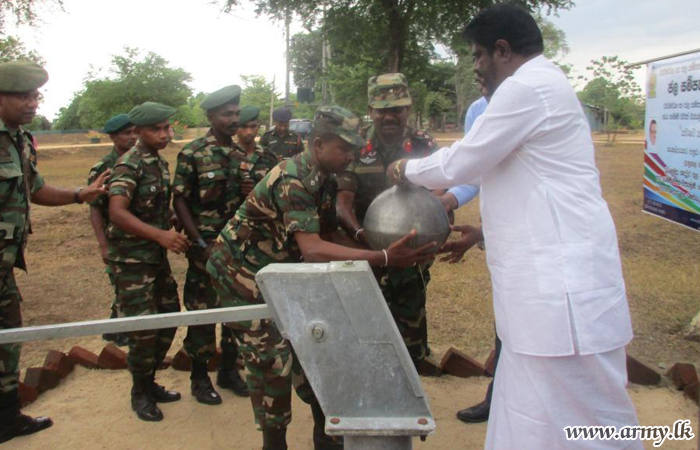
[
  {"xmin": 238, "ymin": 105, "xmax": 260, "ymax": 126},
  {"xmin": 0, "ymin": 61, "xmax": 48, "ymax": 93},
  {"xmin": 103, "ymin": 114, "xmax": 133, "ymax": 134},
  {"xmin": 200, "ymin": 85, "xmax": 241, "ymax": 111},
  {"xmin": 128, "ymin": 102, "xmax": 176, "ymax": 127},
  {"xmin": 272, "ymin": 106, "xmax": 292, "ymax": 122}
]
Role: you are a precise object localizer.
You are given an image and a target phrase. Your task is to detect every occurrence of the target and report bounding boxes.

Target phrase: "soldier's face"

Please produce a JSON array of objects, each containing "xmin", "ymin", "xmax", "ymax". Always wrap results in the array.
[
  {"xmin": 274, "ymin": 121, "xmax": 289, "ymax": 135},
  {"xmin": 138, "ymin": 120, "xmax": 171, "ymax": 150},
  {"xmin": 0, "ymin": 89, "xmax": 40, "ymax": 127},
  {"xmin": 237, "ymin": 121, "xmax": 260, "ymax": 146},
  {"xmin": 110, "ymin": 126, "xmax": 138, "ymax": 153},
  {"xmin": 370, "ymin": 106, "xmax": 409, "ymax": 141},
  {"xmin": 208, "ymin": 103, "xmax": 240, "ymax": 137},
  {"xmin": 314, "ymin": 135, "xmax": 355, "ymax": 174}
]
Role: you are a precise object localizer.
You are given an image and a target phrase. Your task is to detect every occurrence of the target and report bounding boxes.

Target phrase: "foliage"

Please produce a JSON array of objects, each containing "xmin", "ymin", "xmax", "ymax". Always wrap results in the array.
[
  {"xmin": 0, "ymin": 0, "xmax": 61, "ymax": 33},
  {"xmin": 24, "ymin": 113, "xmax": 50, "ymax": 131},
  {"xmin": 223, "ymin": 0, "xmax": 573, "ymax": 73},
  {"xmin": 53, "ymin": 48, "xmax": 193, "ymax": 130},
  {"xmin": 175, "ymin": 92, "xmax": 209, "ymax": 128},
  {"xmin": 0, "ymin": 35, "xmax": 44, "ymax": 64},
  {"xmin": 578, "ymin": 55, "xmax": 644, "ymax": 130}
]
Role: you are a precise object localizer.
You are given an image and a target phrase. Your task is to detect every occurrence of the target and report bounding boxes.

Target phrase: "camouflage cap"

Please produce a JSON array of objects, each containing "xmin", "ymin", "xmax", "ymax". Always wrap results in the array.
[
  {"xmin": 0, "ymin": 61, "xmax": 48, "ymax": 93},
  {"xmin": 238, "ymin": 105, "xmax": 260, "ymax": 125},
  {"xmin": 128, "ymin": 102, "xmax": 176, "ymax": 127},
  {"xmin": 368, "ymin": 73, "xmax": 411, "ymax": 108},
  {"xmin": 103, "ymin": 114, "xmax": 133, "ymax": 134},
  {"xmin": 200, "ymin": 85, "xmax": 241, "ymax": 111},
  {"xmin": 313, "ymin": 105, "xmax": 365, "ymax": 148}
]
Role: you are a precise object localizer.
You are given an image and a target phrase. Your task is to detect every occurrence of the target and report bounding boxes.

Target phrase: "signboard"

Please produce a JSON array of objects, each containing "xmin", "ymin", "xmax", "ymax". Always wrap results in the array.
[{"xmin": 643, "ymin": 51, "xmax": 700, "ymax": 231}]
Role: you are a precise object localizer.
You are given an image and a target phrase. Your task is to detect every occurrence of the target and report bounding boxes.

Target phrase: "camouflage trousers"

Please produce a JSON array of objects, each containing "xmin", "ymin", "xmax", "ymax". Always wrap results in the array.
[
  {"xmin": 109, "ymin": 260, "xmax": 180, "ymax": 376},
  {"xmin": 206, "ymin": 244, "xmax": 315, "ymax": 430},
  {"xmin": 183, "ymin": 257, "xmax": 220, "ymax": 363},
  {"xmin": 105, "ymin": 264, "xmax": 119, "ymax": 318},
  {"xmin": 0, "ymin": 270, "xmax": 22, "ymax": 398},
  {"xmin": 377, "ymin": 265, "xmax": 431, "ymax": 367}
]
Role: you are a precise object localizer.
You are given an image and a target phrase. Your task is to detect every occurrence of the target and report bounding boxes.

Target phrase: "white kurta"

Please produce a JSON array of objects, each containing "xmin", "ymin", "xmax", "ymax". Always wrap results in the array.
[
  {"xmin": 405, "ymin": 55, "xmax": 633, "ymax": 356},
  {"xmin": 404, "ymin": 55, "xmax": 640, "ymax": 448}
]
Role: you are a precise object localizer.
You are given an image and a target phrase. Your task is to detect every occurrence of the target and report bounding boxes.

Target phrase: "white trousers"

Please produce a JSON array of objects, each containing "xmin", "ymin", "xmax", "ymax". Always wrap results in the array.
[{"xmin": 485, "ymin": 345, "xmax": 643, "ymax": 450}]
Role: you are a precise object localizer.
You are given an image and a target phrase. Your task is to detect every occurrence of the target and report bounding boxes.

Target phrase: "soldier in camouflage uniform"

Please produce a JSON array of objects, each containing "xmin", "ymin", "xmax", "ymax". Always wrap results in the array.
[
  {"xmin": 0, "ymin": 61, "xmax": 110, "ymax": 443},
  {"xmin": 206, "ymin": 105, "xmax": 435, "ymax": 450},
  {"xmin": 336, "ymin": 73, "xmax": 440, "ymax": 368},
  {"xmin": 108, "ymin": 102, "xmax": 190, "ymax": 422},
  {"xmin": 260, "ymin": 106, "xmax": 304, "ymax": 161},
  {"xmin": 172, "ymin": 88, "xmax": 272, "ymax": 403},
  {"xmin": 88, "ymin": 113, "xmax": 137, "ymax": 347}
]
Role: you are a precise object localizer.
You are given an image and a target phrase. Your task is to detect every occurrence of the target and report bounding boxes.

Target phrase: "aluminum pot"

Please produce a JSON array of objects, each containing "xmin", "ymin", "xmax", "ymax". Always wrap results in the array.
[{"xmin": 363, "ymin": 184, "xmax": 451, "ymax": 251}]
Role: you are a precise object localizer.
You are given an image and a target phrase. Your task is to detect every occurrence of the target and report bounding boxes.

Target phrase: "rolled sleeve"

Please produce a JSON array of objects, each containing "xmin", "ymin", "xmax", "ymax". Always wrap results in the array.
[
  {"xmin": 108, "ymin": 164, "xmax": 137, "ymax": 199},
  {"xmin": 274, "ymin": 178, "xmax": 320, "ymax": 234},
  {"xmin": 172, "ymin": 150, "xmax": 196, "ymax": 198}
]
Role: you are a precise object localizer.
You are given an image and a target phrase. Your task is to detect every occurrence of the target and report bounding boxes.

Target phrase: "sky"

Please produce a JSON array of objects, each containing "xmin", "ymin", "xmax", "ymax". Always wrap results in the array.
[{"xmin": 5, "ymin": 0, "xmax": 700, "ymax": 121}]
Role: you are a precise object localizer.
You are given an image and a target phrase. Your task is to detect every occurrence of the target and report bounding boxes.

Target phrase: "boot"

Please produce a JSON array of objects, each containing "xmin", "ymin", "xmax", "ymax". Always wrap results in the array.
[
  {"xmin": 311, "ymin": 400, "xmax": 343, "ymax": 450},
  {"xmin": 217, "ymin": 346, "xmax": 249, "ymax": 397},
  {"xmin": 149, "ymin": 371, "xmax": 181, "ymax": 403},
  {"xmin": 131, "ymin": 375, "xmax": 163, "ymax": 421},
  {"xmin": 191, "ymin": 360, "xmax": 222, "ymax": 405},
  {"xmin": 0, "ymin": 391, "xmax": 52, "ymax": 444},
  {"xmin": 262, "ymin": 426, "xmax": 288, "ymax": 450}
]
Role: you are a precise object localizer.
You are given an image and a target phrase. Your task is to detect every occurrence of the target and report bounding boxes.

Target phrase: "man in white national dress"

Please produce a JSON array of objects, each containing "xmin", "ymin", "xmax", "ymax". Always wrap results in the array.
[{"xmin": 387, "ymin": 4, "xmax": 642, "ymax": 449}]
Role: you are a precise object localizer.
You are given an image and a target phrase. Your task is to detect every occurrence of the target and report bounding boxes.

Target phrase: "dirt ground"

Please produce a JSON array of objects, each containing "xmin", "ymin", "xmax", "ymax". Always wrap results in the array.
[{"xmin": 8, "ymin": 132, "xmax": 700, "ymax": 449}]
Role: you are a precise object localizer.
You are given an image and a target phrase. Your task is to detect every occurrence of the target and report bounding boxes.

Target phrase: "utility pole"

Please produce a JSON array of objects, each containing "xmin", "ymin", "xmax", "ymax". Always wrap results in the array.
[
  {"xmin": 285, "ymin": 5, "xmax": 291, "ymax": 106},
  {"xmin": 271, "ymin": 75, "xmax": 276, "ymax": 129}
]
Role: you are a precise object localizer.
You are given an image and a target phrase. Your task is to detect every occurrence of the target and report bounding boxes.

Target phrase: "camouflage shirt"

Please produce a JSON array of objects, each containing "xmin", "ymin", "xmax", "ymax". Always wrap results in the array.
[
  {"xmin": 215, "ymin": 150, "xmax": 337, "ymax": 272},
  {"xmin": 87, "ymin": 147, "xmax": 122, "ymax": 232},
  {"xmin": 172, "ymin": 129, "xmax": 277, "ymax": 242},
  {"xmin": 337, "ymin": 125, "xmax": 437, "ymax": 221},
  {"xmin": 0, "ymin": 119, "xmax": 45, "ymax": 273},
  {"xmin": 107, "ymin": 143, "xmax": 172, "ymax": 264},
  {"xmin": 259, "ymin": 128, "xmax": 304, "ymax": 160}
]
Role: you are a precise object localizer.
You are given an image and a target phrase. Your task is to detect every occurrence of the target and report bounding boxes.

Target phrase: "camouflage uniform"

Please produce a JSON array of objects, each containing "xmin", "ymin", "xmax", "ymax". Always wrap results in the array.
[
  {"xmin": 206, "ymin": 148, "xmax": 339, "ymax": 429},
  {"xmin": 172, "ymin": 130, "xmax": 276, "ymax": 364},
  {"xmin": 107, "ymin": 143, "xmax": 180, "ymax": 376},
  {"xmin": 0, "ymin": 120, "xmax": 45, "ymax": 405},
  {"xmin": 260, "ymin": 128, "xmax": 304, "ymax": 160},
  {"xmin": 337, "ymin": 73, "xmax": 438, "ymax": 366},
  {"xmin": 87, "ymin": 148, "xmax": 122, "ymax": 320}
]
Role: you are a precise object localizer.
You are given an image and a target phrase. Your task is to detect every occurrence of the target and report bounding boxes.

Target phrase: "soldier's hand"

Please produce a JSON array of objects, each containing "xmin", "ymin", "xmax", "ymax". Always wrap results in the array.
[
  {"xmin": 439, "ymin": 224, "xmax": 483, "ymax": 264},
  {"xmin": 240, "ymin": 179, "xmax": 255, "ymax": 197},
  {"xmin": 385, "ymin": 229, "xmax": 437, "ymax": 268},
  {"xmin": 158, "ymin": 229, "xmax": 190, "ymax": 254},
  {"xmin": 80, "ymin": 169, "xmax": 111, "ymax": 203}
]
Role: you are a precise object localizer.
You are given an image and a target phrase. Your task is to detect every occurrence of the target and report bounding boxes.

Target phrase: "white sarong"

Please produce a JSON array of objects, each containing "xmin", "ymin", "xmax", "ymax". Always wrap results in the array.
[{"xmin": 485, "ymin": 345, "xmax": 643, "ymax": 450}]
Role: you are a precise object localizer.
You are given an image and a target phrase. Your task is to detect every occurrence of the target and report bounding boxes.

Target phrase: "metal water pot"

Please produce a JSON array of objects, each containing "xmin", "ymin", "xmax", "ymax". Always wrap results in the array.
[{"xmin": 363, "ymin": 184, "xmax": 451, "ymax": 250}]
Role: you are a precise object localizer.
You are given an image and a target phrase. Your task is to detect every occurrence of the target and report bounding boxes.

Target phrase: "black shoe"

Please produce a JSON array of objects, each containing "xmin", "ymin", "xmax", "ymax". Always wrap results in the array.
[
  {"xmin": 191, "ymin": 377, "xmax": 222, "ymax": 405},
  {"xmin": 150, "ymin": 381, "xmax": 181, "ymax": 403},
  {"xmin": 311, "ymin": 400, "xmax": 343, "ymax": 450},
  {"xmin": 0, "ymin": 413, "xmax": 53, "ymax": 443},
  {"xmin": 216, "ymin": 368, "xmax": 249, "ymax": 397},
  {"xmin": 456, "ymin": 399, "xmax": 490, "ymax": 423},
  {"xmin": 131, "ymin": 376, "xmax": 163, "ymax": 422},
  {"xmin": 262, "ymin": 426, "xmax": 288, "ymax": 450}
]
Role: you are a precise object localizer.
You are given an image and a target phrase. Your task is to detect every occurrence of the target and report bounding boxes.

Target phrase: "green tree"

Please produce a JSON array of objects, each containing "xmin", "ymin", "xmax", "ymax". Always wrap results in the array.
[
  {"xmin": 578, "ymin": 55, "xmax": 644, "ymax": 142},
  {"xmin": 0, "ymin": 0, "xmax": 61, "ymax": 32},
  {"xmin": 25, "ymin": 113, "xmax": 50, "ymax": 131},
  {"xmin": 54, "ymin": 48, "xmax": 193, "ymax": 130},
  {"xmin": 0, "ymin": 35, "xmax": 44, "ymax": 64},
  {"xmin": 223, "ymin": 0, "xmax": 573, "ymax": 73}
]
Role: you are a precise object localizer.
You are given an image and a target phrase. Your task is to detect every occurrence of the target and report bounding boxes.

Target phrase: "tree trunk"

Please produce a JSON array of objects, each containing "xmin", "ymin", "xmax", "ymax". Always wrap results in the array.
[{"xmin": 381, "ymin": 0, "xmax": 413, "ymax": 73}]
